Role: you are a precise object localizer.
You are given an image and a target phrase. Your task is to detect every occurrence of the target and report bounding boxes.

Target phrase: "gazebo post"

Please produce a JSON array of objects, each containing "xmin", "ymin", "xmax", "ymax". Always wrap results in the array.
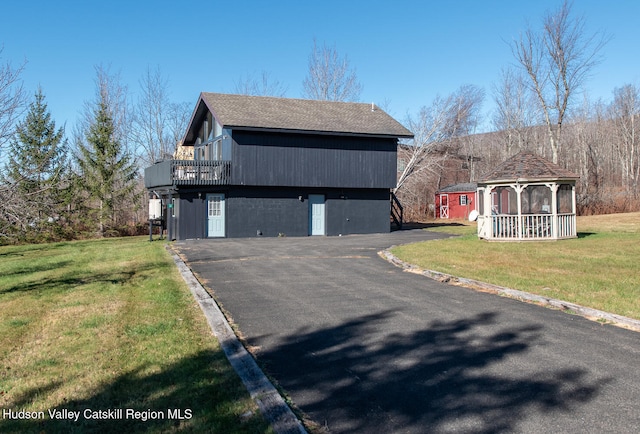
[
  {"xmin": 483, "ymin": 186, "xmax": 493, "ymax": 238},
  {"xmin": 548, "ymin": 183, "xmax": 559, "ymax": 240},
  {"xmin": 514, "ymin": 183, "xmax": 525, "ymax": 240}
]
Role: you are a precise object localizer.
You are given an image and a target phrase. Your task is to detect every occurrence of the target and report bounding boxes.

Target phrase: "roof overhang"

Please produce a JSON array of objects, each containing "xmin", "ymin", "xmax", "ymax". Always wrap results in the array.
[
  {"xmin": 228, "ymin": 125, "xmax": 413, "ymax": 140},
  {"xmin": 182, "ymin": 97, "xmax": 210, "ymax": 146}
]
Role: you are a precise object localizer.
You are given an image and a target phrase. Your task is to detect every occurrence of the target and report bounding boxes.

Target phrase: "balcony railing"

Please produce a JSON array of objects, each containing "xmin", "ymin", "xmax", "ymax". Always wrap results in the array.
[
  {"xmin": 479, "ymin": 213, "xmax": 576, "ymax": 240},
  {"xmin": 172, "ymin": 160, "xmax": 231, "ymax": 185},
  {"xmin": 144, "ymin": 160, "xmax": 231, "ymax": 189}
]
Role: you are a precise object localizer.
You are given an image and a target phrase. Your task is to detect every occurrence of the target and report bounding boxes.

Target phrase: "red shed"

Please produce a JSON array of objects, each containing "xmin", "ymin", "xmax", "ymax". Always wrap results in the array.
[{"xmin": 435, "ymin": 183, "xmax": 477, "ymax": 219}]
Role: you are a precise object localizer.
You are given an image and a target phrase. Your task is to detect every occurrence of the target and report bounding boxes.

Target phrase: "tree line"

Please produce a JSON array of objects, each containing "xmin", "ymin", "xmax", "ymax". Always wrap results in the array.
[{"xmin": 0, "ymin": 1, "xmax": 637, "ymax": 243}]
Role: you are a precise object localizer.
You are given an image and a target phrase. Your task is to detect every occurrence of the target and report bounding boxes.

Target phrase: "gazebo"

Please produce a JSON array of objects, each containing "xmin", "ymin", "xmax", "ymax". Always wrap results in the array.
[{"xmin": 476, "ymin": 152, "xmax": 579, "ymax": 241}]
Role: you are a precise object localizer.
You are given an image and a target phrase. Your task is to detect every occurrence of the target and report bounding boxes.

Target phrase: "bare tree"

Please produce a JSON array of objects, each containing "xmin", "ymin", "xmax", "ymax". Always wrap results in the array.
[
  {"xmin": 396, "ymin": 101, "xmax": 449, "ymax": 194},
  {"xmin": 609, "ymin": 84, "xmax": 640, "ymax": 198},
  {"xmin": 0, "ymin": 50, "xmax": 29, "ymax": 242},
  {"xmin": 396, "ymin": 85, "xmax": 484, "ymax": 192},
  {"xmin": 492, "ymin": 67, "xmax": 539, "ymax": 156},
  {"xmin": 130, "ymin": 67, "xmax": 191, "ymax": 166},
  {"xmin": 302, "ymin": 38, "xmax": 362, "ymax": 102},
  {"xmin": 166, "ymin": 101, "xmax": 191, "ymax": 150},
  {"xmin": 512, "ymin": 0, "xmax": 608, "ymax": 164},
  {"xmin": 234, "ymin": 70, "xmax": 288, "ymax": 97},
  {"xmin": 131, "ymin": 66, "xmax": 170, "ymax": 165},
  {"xmin": 568, "ymin": 95, "xmax": 607, "ymax": 211},
  {"xmin": 0, "ymin": 48, "xmax": 27, "ymax": 155},
  {"xmin": 450, "ymin": 85, "xmax": 485, "ymax": 181}
]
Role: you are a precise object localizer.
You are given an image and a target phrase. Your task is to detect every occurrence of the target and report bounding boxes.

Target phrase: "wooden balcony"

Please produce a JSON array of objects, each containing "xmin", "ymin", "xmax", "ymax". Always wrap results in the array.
[{"xmin": 145, "ymin": 160, "xmax": 231, "ymax": 189}]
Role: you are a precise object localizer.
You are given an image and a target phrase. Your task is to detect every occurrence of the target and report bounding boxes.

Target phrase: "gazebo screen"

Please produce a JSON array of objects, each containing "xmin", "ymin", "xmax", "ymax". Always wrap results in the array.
[
  {"xmin": 492, "ymin": 186, "xmax": 517, "ymax": 214},
  {"xmin": 522, "ymin": 185, "xmax": 552, "ymax": 214},
  {"xmin": 558, "ymin": 184, "xmax": 572, "ymax": 213}
]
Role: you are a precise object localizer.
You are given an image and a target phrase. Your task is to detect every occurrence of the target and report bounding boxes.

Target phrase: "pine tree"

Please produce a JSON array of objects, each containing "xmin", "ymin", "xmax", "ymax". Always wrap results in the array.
[
  {"xmin": 76, "ymin": 99, "xmax": 137, "ymax": 237},
  {"xmin": 1, "ymin": 88, "xmax": 68, "ymax": 239}
]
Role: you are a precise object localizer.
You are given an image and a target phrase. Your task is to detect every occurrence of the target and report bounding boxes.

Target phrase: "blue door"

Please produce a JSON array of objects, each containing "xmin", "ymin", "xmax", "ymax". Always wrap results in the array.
[
  {"xmin": 309, "ymin": 194, "xmax": 325, "ymax": 236},
  {"xmin": 207, "ymin": 194, "xmax": 225, "ymax": 237}
]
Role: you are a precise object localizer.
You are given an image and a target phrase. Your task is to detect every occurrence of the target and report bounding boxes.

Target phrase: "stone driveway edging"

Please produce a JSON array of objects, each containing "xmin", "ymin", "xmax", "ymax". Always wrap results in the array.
[
  {"xmin": 380, "ymin": 248, "xmax": 640, "ymax": 333},
  {"xmin": 168, "ymin": 246, "xmax": 307, "ymax": 434}
]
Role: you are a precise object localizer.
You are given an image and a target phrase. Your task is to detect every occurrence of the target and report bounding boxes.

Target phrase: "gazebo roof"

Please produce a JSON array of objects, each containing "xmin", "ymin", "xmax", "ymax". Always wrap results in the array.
[{"xmin": 479, "ymin": 152, "xmax": 579, "ymax": 183}]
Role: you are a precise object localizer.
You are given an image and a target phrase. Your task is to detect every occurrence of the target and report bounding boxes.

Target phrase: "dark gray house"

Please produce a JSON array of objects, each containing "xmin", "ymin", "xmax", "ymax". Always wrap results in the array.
[{"xmin": 144, "ymin": 93, "xmax": 413, "ymax": 239}]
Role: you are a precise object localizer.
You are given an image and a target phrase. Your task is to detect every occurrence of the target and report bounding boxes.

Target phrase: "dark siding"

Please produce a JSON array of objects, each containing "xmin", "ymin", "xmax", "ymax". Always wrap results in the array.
[
  {"xmin": 325, "ymin": 189, "xmax": 391, "ymax": 236},
  {"xmin": 176, "ymin": 193, "xmax": 208, "ymax": 240},
  {"xmin": 225, "ymin": 187, "xmax": 390, "ymax": 237},
  {"xmin": 231, "ymin": 131, "xmax": 397, "ymax": 189},
  {"xmin": 226, "ymin": 188, "xmax": 308, "ymax": 238},
  {"xmin": 169, "ymin": 187, "xmax": 391, "ymax": 239}
]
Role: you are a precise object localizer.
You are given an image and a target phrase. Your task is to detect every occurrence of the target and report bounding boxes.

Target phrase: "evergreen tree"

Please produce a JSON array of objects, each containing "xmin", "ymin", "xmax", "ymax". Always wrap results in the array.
[
  {"xmin": 1, "ymin": 88, "xmax": 68, "ymax": 239},
  {"xmin": 76, "ymin": 98, "xmax": 137, "ymax": 237}
]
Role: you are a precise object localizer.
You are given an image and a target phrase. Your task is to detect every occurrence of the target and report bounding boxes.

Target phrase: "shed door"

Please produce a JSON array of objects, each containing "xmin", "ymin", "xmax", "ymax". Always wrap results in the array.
[
  {"xmin": 309, "ymin": 194, "xmax": 326, "ymax": 236},
  {"xmin": 440, "ymin": 194, "xmax": 449, "ymax": 219},
  {"xmin": 207, "ymin": 194, "xmax": 225, "ymax": 237}
]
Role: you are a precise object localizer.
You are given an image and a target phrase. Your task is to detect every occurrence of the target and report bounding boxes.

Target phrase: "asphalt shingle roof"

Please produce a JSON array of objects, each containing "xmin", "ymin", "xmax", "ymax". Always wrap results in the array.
[
  {"xmin": 437, "ymin": 183, "xmax": 478, "ymax": 193},
  {"xmin": 199, "ymin": 92, "xmax": 413, "ymax": 138},
  {"xmin": 479, "ymin": 152, "xmax": 579, "ymax": 183}
]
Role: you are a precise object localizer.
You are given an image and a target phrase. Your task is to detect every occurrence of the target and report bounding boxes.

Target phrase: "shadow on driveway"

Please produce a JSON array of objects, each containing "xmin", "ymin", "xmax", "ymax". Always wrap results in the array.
[{"xmin": 258, "ymin": 310, "xmax": 605, "ymax": 433}]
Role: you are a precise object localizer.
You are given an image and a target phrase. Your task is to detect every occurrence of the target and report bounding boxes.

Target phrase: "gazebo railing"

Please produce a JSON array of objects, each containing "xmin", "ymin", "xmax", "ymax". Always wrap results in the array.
[
  {"xmin": 556, "ymin": 213, "xmax": 577, "ymax": 238},
  {"xmin": 489, "ymin": 213, "xmax": 576, "ymax": 240}
]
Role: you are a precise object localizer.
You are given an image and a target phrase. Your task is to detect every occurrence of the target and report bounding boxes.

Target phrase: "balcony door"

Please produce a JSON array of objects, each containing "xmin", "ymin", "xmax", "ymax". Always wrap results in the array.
[{"xmin": 207, "ymin": 194, "xmax": 225, "ymax": 237}]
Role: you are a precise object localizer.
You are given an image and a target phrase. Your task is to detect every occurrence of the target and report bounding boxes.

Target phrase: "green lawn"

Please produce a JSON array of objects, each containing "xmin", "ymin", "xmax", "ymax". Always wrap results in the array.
[
  {"xmin": 0, "ymin": 237, "xmax": 272, "ymax": 433},
  {"xmin": 391, "ymin": 212, "xmax": 640, "ymax": 320}
]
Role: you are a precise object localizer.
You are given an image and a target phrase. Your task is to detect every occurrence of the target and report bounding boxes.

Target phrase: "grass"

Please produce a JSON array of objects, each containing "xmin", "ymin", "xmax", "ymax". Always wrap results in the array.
[
  {"xmin": 391, "ymin": 212, "xmax": 640, "ymax": 320},
  {"xmin": 0, "ymin": 237, "xmax": 273, "ymax": 433}
]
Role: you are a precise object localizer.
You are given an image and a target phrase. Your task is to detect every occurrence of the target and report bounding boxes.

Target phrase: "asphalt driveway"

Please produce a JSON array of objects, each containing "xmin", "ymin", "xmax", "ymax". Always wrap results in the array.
[{"xmin": 174, "ymin": 230, "xmax": 640, "ymax": 433}]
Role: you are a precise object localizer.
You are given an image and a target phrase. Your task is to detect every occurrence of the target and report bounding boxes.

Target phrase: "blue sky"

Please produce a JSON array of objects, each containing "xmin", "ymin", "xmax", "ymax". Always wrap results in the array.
[{"xmin": 2, "ymin": 0, "xmax": 639, "ymax": 134}]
